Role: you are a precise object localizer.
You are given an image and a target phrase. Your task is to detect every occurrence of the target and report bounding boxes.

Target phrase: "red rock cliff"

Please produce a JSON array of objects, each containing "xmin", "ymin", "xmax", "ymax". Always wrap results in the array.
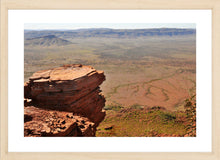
[{"xmin": 24, "ymin": 64, "xmax": 106, "ymax": 137}]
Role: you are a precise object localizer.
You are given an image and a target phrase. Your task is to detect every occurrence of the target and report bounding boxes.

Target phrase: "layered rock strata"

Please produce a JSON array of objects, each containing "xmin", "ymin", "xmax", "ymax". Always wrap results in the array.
[{"xmin": 24, "ymin": 64, "xmax": 106, "ymax": 137}]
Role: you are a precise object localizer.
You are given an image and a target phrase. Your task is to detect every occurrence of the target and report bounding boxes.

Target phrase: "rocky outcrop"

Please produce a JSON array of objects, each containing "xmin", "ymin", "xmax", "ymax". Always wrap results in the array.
[
  {"xmin": 24, "ymin": 106, "xmax": 96, "ymax": 137},
  {"xmin": 24, "ymin": 64, "xmax": 106, "ymax": 137}
]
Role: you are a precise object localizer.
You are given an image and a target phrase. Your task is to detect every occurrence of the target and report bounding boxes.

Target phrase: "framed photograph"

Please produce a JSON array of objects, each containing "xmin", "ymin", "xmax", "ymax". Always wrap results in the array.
[{"xmin": 1, "ymin": 0, "xmax": 220, "ymax": 160}]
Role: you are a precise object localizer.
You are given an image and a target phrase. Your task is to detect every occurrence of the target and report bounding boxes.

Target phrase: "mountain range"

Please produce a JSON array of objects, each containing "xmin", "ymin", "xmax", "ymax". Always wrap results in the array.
[
  {"xmin": 24, "ymin": 35, "xmax": 72, "ymax": 47},
  {"xmin": 24, "ymin": 28, "xmax": 196, "ymax": 39}
]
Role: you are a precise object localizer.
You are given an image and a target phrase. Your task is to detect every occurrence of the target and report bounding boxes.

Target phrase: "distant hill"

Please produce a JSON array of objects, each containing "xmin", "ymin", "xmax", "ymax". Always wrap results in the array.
[
  {"xmin": 24, "ymin": 35, "xmax": 72, "ymax": 47},
  {"xmin": 24, "ymin": 28, "xmax": 196, "ymax": 39}
]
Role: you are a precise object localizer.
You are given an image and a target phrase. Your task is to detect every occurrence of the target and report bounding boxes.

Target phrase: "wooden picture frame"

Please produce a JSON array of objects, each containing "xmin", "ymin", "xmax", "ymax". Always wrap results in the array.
[{"xmin": 1, "ymin": 0, "xmax": 219, "ymax": 160}]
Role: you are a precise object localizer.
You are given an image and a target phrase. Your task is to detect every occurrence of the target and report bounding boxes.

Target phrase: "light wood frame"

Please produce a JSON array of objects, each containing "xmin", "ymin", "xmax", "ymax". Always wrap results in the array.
[{"xmin": 1, "ymin": 0, "xmax": 220, "ymax": 160}]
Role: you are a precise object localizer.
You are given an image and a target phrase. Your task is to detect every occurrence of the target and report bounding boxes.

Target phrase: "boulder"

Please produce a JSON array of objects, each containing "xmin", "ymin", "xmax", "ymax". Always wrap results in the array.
[{"xmin": 24, "ymin": 64, "xmax": 106, "ymax": 137}]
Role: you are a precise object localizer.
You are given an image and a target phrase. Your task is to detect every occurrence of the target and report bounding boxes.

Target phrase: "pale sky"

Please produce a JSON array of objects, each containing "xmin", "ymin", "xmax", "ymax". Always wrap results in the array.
[{"xmin": 24, "ymin": 23, "xmax": 196, "ymax": 30}]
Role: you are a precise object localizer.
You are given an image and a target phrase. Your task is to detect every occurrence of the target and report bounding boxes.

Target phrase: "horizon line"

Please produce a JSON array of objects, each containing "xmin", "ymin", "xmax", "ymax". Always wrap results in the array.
[{"xmin": 24, "ymin": 27, "xmax": 196, "ymax": 31}]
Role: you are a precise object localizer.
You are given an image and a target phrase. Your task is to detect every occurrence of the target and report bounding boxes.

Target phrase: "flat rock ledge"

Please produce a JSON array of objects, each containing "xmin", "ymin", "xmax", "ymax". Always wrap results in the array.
[{"xmin": 24, "ymin": 64, "xmax": 106, "ymax": 137}]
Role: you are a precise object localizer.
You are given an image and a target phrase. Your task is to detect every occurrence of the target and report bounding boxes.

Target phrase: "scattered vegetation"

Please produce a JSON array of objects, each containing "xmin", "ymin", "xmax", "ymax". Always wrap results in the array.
[
  {"xmin": 97, "ymin": 97, "xmax": 196, "ymax": 137},
  {"xmin": 104, "ymin": 105, "xmax": 124, "ymax": 111},
  {"xmin": 24, "ymin": 28, "xmax": 196, "ymax": 137},
  {"xmin": 184, "ymin": 95, "xmax": 196, "ymax": 137}
]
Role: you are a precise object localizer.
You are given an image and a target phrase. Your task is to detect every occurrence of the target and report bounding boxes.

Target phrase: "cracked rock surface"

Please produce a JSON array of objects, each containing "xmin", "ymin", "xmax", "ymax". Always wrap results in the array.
[{"xmin": 24, "ymin": 64, "xmax": 105, "ymax": 137}]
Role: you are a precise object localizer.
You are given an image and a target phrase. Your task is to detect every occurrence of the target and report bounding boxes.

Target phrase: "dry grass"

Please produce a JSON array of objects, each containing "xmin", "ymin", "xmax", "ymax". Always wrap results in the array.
[
  {"xmin": 97, "ymin": 106, "xmax": 187, "ymax": 137},
  {"xmin": 97, "ymin": 98, "xmax": 196, "ymax": 137}
]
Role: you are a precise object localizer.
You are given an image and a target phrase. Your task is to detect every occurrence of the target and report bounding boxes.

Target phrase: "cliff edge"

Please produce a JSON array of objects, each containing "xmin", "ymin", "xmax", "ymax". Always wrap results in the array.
[{"xmin": 24, "ymin": 64, "xmax": 106, "ymax": 137}]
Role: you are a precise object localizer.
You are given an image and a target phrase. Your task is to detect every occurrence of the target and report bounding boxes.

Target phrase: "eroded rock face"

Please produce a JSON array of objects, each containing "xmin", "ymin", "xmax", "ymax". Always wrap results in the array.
[{"xmin": 24, "ymin": 64, "xmax": 106, "ymax": 137}]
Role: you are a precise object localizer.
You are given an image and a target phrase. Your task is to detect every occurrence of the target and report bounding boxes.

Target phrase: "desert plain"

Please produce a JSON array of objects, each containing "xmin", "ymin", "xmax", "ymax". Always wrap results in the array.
[{"xmin": 24, "ymin": 28, "xmax": 196, "ymax": 137}]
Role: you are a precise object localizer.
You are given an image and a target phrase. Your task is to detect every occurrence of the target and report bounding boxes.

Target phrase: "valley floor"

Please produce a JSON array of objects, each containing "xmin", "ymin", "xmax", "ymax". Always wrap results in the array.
[{"xmin": 24, "ymin": 36, "xmax": 196, "ymax": 137}]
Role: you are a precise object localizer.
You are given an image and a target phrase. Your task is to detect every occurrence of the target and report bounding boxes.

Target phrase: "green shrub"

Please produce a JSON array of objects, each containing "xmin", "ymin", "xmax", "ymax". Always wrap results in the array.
[
  {"xmin": 104, "ymin": 105, "xmax": 124, "ymax": 111},
  {"xmin": 159, "ymin": 112, "xmax": 176, "ymax": 121},
  {"xmin": 130, "ymin": 103, "xmax": 144, "ymax": 110}
]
